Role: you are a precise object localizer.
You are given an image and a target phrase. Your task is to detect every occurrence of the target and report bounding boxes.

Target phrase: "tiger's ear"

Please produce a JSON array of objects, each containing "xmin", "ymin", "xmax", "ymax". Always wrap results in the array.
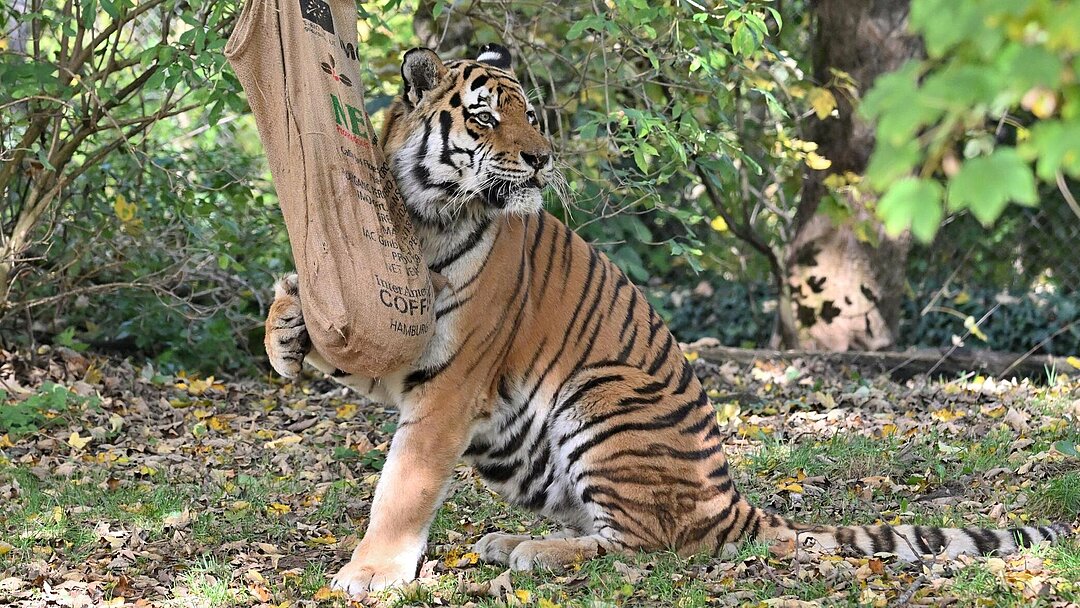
[
  {"xmin": 476, "ymin": 43, "xmax": 512, "ymax": 70},
  {"xmin": 401, "ymin": 47, "xmax": 447, "ymax": 107}
]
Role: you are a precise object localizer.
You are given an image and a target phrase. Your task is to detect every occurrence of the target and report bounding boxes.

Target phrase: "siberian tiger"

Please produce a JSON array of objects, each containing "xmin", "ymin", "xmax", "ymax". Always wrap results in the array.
[{"xmin": 263, "ymin": 44, "xmax": 1073, "ymax": 595}]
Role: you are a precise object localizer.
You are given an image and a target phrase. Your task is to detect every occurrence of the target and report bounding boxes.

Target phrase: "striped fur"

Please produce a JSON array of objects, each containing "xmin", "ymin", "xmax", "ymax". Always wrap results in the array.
[{"xmin": 263, "ymin": 46, "xmax": 1074, "ymax": 595}]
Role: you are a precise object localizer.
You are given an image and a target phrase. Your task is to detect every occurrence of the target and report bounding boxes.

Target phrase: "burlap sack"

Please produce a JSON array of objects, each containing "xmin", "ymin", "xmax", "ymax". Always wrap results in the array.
[{"xmin": 225, "ymin": 0, "xmax": 434, "ymax": 377}]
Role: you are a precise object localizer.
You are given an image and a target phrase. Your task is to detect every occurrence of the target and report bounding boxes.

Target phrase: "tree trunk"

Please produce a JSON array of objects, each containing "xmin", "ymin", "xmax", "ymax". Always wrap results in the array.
[{"xmin": 782, "ymin": 0, "xmax": 922, "ymax": 351}]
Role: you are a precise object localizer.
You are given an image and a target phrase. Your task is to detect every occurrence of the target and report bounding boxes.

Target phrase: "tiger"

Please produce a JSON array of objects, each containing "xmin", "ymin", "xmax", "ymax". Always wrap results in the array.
[{"xmin": 263, "ymin": 43, "xmax": 1073, "ymax": 596}]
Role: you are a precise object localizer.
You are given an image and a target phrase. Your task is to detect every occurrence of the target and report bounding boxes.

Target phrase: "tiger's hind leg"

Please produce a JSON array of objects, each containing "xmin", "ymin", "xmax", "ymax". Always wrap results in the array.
[
  {"xmin": 504, "ymin": 534, "xmax": 619, "ymax": 571},
  {"xmin": 474, "ymin": 529, "xmax": 578, "ymax": 565}
]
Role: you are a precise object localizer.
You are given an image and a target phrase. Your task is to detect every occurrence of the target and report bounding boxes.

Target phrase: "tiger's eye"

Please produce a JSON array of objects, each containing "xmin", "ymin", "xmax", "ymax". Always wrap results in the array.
[
  {"xmin": 526, "ymin": 110, "xmax": 538, "ymax": 125},
  {"xmin": 475, "ymin": 111, "xmax": 495, "ymax": 125}
]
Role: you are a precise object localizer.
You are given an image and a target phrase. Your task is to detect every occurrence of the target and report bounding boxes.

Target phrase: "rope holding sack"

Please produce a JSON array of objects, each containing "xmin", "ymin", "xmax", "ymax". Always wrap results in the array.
[{"xmin": 225, "ymin": 0, "xmax": 436, "ymax": 376}]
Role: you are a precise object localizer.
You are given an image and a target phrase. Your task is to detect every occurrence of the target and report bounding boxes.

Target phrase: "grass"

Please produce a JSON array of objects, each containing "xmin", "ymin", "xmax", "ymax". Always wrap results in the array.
[{"xmin": 1, "ymin": 358, "xmax": 1078, "ymax": 607}]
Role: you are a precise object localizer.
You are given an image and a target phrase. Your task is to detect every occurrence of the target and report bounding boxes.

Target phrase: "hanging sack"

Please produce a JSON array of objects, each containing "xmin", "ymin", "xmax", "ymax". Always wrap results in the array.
[{"xmin": 225, "ymin": 0, "xmax": 434, "ymax": 376}]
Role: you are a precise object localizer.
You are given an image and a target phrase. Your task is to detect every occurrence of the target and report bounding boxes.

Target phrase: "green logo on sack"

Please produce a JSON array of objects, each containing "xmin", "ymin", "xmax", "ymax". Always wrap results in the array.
[{"xmin": 331, "ymin": 94, "xmax": 376, "ymax": 146}]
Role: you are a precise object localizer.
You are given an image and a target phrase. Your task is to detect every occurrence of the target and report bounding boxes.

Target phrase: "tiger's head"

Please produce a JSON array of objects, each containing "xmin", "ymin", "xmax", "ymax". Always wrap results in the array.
[{"xmin": 381, "ymin": 44, "xmax": 555, "ymax": 224}]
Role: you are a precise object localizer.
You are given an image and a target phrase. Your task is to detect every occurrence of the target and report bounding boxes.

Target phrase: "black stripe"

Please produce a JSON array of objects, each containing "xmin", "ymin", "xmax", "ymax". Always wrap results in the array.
[
  {"xmin": 836, "ymin": 527, "xmax": 857, "ymax": 549},
  {"xmin": 964, "ymin": 528, "xmax": 999, "ymax": 555},
  {"xmin": 431, "ymin": 219, "xmax": 490, "ymax": 272},
  {"xmin": 912, "ymin": 526, "xmax": 932, "ymax": 554},
  {"xmin": 1011, "ymin": 527, "xmax": 1034, "ymax": 548},
  {"xmin": 475, "ymin": 460, "xmax": 517, "ymax": 482},
  {"xmin": 926, "ymin": 527, "xmax": 947, "ymax": 553},
  {"xmin": 403, "ymin": 360, "xmax": 450, "ymax": 391}
]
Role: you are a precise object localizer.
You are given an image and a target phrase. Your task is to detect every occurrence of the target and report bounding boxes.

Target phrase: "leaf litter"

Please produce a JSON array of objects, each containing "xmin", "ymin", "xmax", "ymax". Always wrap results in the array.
[{"xmin": 0, "ymin": 345, "xmax": 1077, "ymax": 607}]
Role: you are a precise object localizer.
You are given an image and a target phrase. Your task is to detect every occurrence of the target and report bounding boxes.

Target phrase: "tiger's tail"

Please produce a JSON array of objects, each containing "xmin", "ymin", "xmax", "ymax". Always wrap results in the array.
[{"xmin": 735, "ymin": 503, "xmax": 1073, "ymax": 560}]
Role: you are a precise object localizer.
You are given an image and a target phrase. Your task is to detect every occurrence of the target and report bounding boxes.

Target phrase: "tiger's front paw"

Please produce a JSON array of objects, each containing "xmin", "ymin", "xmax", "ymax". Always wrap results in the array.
[
  {"xmin": 330, "ymin": 553, "xmax": 420, "ymax": 596},
  {"xmin": 265, "ymin": 274, "xmax": 310, "ymax": 378}
]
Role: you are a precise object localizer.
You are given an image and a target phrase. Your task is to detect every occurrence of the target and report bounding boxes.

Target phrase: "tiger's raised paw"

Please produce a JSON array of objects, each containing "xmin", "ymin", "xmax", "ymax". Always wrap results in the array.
[{"xmin": 265, "ymin": 274, "xmax": 310, "ymax": 378}]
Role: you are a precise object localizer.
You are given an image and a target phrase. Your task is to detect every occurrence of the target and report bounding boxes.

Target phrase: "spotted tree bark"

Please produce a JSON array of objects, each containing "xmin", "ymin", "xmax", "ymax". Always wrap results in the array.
[{"xmin": 784, "ymin": 0, "xmax": 923, "ymax": 351}]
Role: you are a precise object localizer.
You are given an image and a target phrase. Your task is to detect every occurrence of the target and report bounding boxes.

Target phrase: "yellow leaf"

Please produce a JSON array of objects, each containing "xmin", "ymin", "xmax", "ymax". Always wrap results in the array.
[
  {"xmin": 308, "ymin": 534, "xmax": 338, "ymax": 545},
  {"xmin": 0, "ymin": 541, "xmax": 11, "ymax": 556},
  {"xmin": 538, "ymin": 600, "xmax": 561, "ymax": 608},
  {"xmin": 515, "ymin": 589, "xmax": 532, "ymax": 603},
  {"xmin": 0, "ymin": 434, "xmax": 14, "ymax": 448},
  {"xmin": 931, "ymin": 409, "xmax": 964, "ymax": 422},
  {"xmin": 684, "ymin": 351, "xmax": 699, "ymax": 362},
  {"xmin": 738, "ymin": 424, "xmax": 774, "ymax": 437},
  {"xmin": 808, "ymin": 86, "xmax": 837, "ymax": 120},
  {"xmin": 265, "ymin": 435, "xmax": 303, "ymax": 449},
  {"xmin": 779, "ymin": 483, "xmax": 804, "ymax": 493},
  {"xmin": 229, "ymin": 500, "xmax": 251, "ymax": 512},
  {"xmin": 52, "ymin": 506, "xmax": 64, "ymax": 523},
  {"xmin": 113, "ymin": 194, "xmax": 137, "ymax": 223},
  {"xmin": 879, "ymin": 423, "xmax": 898, "ymax": 437},
  {"xmin": 268, "ymin": 502, "xmax": 291, "ymax": 515},
  {"xmin": 335, "ymin": 403, "xmax": 358, "ymax": 419},
  {"xmin": 981, "ymin": 404, "xmax": 1006, "ymax": 419},
  {"xmin": 312, "ymin": 586, "xmax": 335, "ymax": 601},
  {"xmin": 186, "ymin": 376, "xmax": 217, "ymax": 395},
  {"xmin": 709, "ymin": 215, "xmax": 729, "ymax": 232},
  {"xmin": 964, "ymin": 316, "xmax": 988, "ymax": 341},
  {"xmin": 822, "ymin": 173, "xmax": 848, "ymax": 189},
  {"xmin": 1066, "ymin": 356, "xmax": 1080, "ymax": 370},
  {"xmin": 208, "ymin": 416, "xmax": 232, "ymax": 433},
  {"xmin": 714, "ymin": 401, "xmax": 741, "ymax": 425},
  {"xmin": 67, "ymin": 431, "xmax": 92, "ymax": 450},
  {"xmin": 1021, "ymin": 87, "xmax": 1057, "ymax": 119},
  {"xmin": 806, "ymin": 151, "xmax": 832, "ymax": 171},
  {"xmin": 455, "ymin": 551, "xmax": 480, "ymax": 566},
  {"xmin": 954, "ymin": 290, "xmax": 971, "ymax": 305}
]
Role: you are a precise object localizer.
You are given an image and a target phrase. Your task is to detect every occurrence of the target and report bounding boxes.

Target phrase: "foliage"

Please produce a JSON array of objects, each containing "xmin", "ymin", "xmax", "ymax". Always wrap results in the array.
[
  {"xmin": 434, "ymin": 0, "xmax": 817, "ymax": 284},
  {"xmin": 0, "ymin": 0, "xmax": 247, "ymax": 303},
  {"xmin": 900, "ymin": 283, "xmax": 1080, "ymax": 355},
  {"xmin": 648, "ymin": 281, "xmax": 774, "ymax": 347},
  {"xmin": 0, "ymin": 382, "xmax": 97, "ymax": 437},
  {"xmin": 654, "ymin": 277, "xmax": 1080, "ymax": 355},
  {"xmin": 863, "ymin": 0, "xmax": 1080, "ymax": 242}
]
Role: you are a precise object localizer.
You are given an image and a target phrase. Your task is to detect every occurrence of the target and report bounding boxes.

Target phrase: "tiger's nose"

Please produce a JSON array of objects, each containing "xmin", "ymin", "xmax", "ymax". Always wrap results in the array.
[{"xmin": 521, "ymin": 151, "xmax": 550, "ymax": 170}]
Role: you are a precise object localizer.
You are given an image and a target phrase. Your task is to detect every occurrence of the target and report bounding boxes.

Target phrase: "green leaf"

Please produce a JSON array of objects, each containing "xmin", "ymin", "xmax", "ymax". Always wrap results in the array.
[
  {"xmin": 866, "ymin": 139, "xmax": 922, "ymax": 190},
  {"xmin": 566, "ymin": 19, "xmax": 590, "ymax": 40},
  {"xmin": 1023, "ymin": 120, "xmax": 1080, "ymax": 180},
  {"xmin": 877, "ymin": 177, "xmax": 945, "ymax": 242},
  {"xmin": 1054, "ymin": 441, "xmax": 1079, "ymax": 458},
  {"xmin": 1000, "ymin": 43, "xmax": 1063, "ymax": 91},
  {"xmin": 947, "ymin": 149, "xmax": 1038, "ymax": 226},
  {"xmin": 732, "ymin": 23, "xmax": 757, "ymax": 57},
  {"xmin": 81, "ymin": 0, "xmax": 98, "ymax": 29}
]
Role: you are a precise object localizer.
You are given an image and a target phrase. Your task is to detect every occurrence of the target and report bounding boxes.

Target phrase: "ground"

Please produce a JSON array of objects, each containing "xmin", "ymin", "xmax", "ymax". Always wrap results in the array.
[{"xmin": 0, "ymin": 346, "xmax": 1078, "ymax": 608}]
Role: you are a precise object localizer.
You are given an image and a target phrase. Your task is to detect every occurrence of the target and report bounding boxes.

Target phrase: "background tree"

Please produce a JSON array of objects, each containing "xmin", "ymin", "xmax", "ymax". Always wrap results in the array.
[{"xmin": 782, "ymin": 0, "xmax": 922, "ymax": 350}]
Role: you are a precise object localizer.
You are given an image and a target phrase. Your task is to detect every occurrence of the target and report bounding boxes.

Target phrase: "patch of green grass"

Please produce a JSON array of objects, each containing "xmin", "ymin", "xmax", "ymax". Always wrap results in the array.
[
  {"xmin": 176, "ymin": 555, "xmax": 241, "ymax": 606},
  {"xmin": 429, "ymin": 476, "xmax": 551, "ymax": 546},
  {"xmin": 1029, "ymin": 472, "xmax": 1080, "ymax": 521},
  {"xmin": 748, "ymin": 433, "xmax": 901, "ymax": 480},
  {"xmin": 1046, "ymin": 539, "xmax": 1080, "ymax": 582},
  {"xmin": 950, "ymin": 562, "xmax": 1004, "ymax": 597}
]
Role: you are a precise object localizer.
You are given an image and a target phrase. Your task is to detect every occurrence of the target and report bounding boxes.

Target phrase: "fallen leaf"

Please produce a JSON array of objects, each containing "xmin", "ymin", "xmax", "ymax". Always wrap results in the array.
[{"xmin": 67, "ymin": 431, "xmax": 92, "ymax": 450}]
